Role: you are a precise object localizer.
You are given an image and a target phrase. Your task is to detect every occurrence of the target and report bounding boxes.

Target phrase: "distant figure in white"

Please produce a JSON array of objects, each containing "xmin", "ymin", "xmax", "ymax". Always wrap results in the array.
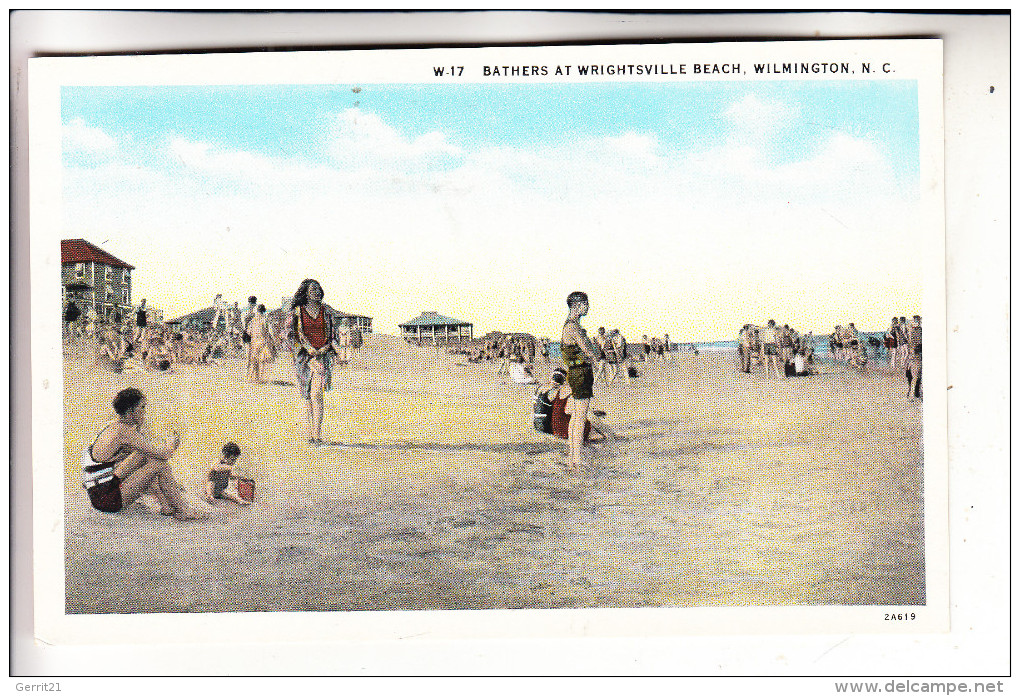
[
  {"xmin": 211, "ymin": 294, "xmax": 226, "ymax": 333},
  {"xmin": 246, "ymin": 304, "xmax": 275, "ymax": 383}
]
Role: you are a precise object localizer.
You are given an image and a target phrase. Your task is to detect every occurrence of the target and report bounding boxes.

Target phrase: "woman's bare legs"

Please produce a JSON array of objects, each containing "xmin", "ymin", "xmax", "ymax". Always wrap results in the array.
[
  {"xmin": 114, "ymin": 452, "xmax": 206, "ymax": 520},
  {"xmin": 147, "ymin": 481, "xmax": 175, "ymax": 515}
]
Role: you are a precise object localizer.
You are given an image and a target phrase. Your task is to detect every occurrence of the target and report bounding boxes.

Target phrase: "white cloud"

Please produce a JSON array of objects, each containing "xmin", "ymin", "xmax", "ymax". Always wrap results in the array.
[
  {"xmin": 725, "ymin": 94, "xmax": 800, "ymax": 139},
  {"xmin": 602, "ymin": 132, "xmax": 659, "ymax": 160},
  {"xmin": 166, "ymin": 137, "xmax": 278, "ymax": 179},
  {"xmin": 327, "ymin": 108, "xmax": 462, "ymax": 167},
  {"xmin": 62, "ymin": 118, "xmax": 117, "ymax": 154}
]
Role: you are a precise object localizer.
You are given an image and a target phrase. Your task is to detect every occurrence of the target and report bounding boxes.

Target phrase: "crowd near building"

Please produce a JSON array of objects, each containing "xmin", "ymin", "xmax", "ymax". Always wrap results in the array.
[{"xmin": 61, "ymin": 239, "xmax": 135, "ymax": 324}]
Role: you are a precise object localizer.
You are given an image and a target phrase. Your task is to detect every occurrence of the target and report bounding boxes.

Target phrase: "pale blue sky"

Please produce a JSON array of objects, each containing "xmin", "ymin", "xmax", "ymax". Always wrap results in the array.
[
  {"xmin": 60, "ymin": 81, "xmax": 921, "ymax": 340},
  {"xmin": 63, "ymin": 82, "xmax": 918, "ymax": 176}
]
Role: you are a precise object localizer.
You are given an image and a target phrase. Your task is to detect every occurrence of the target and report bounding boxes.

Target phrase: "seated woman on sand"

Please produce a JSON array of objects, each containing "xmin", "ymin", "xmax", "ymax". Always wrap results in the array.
[
  {"xmin": 138, "ymin": 331, "xmax": 173, "ymax": 372},
  {"xmin": 95, "ymin": 326, "xmax": 129, "ymax": 370},
  {"xmin": 82, "ymin": 387, "xmax": 205, "ymax": 520},
  {"xmin": 788, "ymin": 349, "xmax": 817, "ymax": 376},
  {"xmin": 533, "ymin": 368, "xmax": 615, "ymax": 443}
]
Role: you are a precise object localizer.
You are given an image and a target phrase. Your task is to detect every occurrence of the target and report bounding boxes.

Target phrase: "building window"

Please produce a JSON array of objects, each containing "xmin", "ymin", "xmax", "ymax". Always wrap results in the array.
[{"xmin": 75, "ymin": 263, "xmax": 85, "ymax": 277}]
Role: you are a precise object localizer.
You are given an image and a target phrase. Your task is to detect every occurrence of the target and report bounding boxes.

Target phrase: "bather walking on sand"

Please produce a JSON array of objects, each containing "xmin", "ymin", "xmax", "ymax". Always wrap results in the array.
[
  {"xmin": 82, "ymin": 387, "xmax": 206, "ymax": 520},
  {"xmin": 905, "ymin": 315, "xmax": 923, "ymax": 400},
  {"xmin": 758, "ymin": 320, "xmax": 784, "ymax": 379},
  {"xmin": 246, "ymin": 304, "xmax": 275, "ymax": 383},
  {"xmin": 287, "ymin": 279, "xmax": 342, "ymax": 445},
  {"xmin": 594, "ymin": 327, "xmax": 611, "ymax": 382},
  {"xmin": 561, "ymin": 291, "xmax": 601, "ymax": 471}
]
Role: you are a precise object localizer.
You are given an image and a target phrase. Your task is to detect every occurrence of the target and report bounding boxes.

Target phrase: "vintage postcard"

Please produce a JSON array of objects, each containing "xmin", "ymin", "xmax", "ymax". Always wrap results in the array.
[{"xmin": 29, "ymin": 39, "xmax": 947, "ymax": 647}]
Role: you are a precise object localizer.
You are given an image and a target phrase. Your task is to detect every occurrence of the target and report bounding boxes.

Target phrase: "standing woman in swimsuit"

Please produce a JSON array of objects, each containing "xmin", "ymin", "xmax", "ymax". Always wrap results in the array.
[
  {"xmin": 560, "ymin": 291, "xmax": 600, "ymax": 470},
  {"xmin": 287, "ymin": 279, "xmax": 341, "ymax": 445}
]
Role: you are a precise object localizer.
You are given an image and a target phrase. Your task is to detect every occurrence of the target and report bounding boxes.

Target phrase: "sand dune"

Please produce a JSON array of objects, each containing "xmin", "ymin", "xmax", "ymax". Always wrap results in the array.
[{"xmin": 64, "ymin": 334, "xmax": 923, "ymax": 612}]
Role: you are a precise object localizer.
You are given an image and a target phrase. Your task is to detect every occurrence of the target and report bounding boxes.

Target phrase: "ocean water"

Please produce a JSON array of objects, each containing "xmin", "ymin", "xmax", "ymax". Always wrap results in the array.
[{"xmin": 694, "ymin": 332, "xmax": 890, "ymax": 362}]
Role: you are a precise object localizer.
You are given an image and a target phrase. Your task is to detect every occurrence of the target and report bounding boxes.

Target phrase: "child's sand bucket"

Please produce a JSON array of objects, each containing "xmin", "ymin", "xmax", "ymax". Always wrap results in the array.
[{"xmin": 237, "ymin": 477, "xmax": 255, "ymax": 502}]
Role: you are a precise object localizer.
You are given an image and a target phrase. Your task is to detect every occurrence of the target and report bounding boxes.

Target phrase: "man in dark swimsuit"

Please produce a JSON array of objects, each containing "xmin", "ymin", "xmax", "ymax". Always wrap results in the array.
[
  {"xmin": 906, "ymin": 315, "xmax": 922, "ymax": 400},
  {"xmin": 560, "ymin": 291, "xmax": 600, "ymax": 471}
]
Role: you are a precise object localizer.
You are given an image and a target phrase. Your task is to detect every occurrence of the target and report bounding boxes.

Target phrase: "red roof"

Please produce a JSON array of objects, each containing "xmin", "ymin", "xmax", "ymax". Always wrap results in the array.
[{"xmin": 61, "ymin": 239, "xmax": 135, "ymax": 270}]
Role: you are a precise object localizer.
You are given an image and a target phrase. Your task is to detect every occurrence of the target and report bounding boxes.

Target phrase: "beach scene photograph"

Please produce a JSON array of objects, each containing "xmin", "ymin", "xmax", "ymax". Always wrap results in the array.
[{"xmin": 55, "ymin": 64, "xmax": 930, "ymax": 615}]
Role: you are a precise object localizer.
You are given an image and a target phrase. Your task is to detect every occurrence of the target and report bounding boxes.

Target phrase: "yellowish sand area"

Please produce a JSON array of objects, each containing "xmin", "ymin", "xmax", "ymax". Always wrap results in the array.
[{"xmin": 64, "ymin": 334, "xmax": 923, "ymax": 608}]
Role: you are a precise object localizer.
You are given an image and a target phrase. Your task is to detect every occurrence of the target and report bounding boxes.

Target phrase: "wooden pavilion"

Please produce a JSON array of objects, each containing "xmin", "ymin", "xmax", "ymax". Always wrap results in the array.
[{"xmin": 399, "ymin": 311, "xmax": 473, "ymax": 345}]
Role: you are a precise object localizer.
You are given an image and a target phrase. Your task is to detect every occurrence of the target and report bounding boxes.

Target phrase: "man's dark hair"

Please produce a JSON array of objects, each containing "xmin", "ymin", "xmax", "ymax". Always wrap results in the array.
[
  {"xmin": 257, "ymin": 304, "xmax": 266, "ymax": 313},
  {"xmin": 566, "ymin": 291, "xmax": 588, "ymax": 307},
  {"xmin": 112, "ymin": 387, "xmax": 145, "ymax": 415},
  {"xmin": 222, "ymin": 442, "xmax": 241, "ymax": 458}
]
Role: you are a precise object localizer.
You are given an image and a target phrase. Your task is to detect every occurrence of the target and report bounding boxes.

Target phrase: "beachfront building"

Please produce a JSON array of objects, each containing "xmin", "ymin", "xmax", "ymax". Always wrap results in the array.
[
  {"xmin": 61, "ymin": 239, "xmax": 135, "ymax": 323},
  {"xmin": 399, "ymin": 311, "xmax": 473, "ymax": 345}
]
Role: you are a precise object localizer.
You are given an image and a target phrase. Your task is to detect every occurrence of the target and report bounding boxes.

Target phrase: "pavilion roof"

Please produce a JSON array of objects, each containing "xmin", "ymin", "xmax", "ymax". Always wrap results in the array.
[{"xmin": 399, "ymin": 311, "xmax": 471, "ymax": 328}]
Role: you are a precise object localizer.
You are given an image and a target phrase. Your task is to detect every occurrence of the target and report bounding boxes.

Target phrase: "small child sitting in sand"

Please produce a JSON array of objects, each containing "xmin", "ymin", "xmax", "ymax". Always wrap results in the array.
[{"xmin": 205, "ymin": 442, "xmax": 251, "ymax": 506}]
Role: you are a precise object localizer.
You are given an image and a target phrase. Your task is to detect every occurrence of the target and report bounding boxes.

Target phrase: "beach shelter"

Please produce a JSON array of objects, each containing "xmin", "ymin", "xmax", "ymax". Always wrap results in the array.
[{"xmin": 399, "ymin": 311, "xmax": 473, "ymax": 345}]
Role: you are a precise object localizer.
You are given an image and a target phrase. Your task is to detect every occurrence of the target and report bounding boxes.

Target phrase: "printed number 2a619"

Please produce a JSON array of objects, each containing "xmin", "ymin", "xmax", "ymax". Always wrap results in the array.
[
  {"xmin": 885, "ymin": 612, "xmax": 917, "ymax": 621},
  {"xmin": 434, "ymin": 66, "xmax": 464, "ymax": 77}
]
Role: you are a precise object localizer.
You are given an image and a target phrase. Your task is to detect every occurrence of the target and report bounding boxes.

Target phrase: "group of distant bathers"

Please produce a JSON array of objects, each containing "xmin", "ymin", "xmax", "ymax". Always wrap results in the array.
[
  {"xmin": 887, "ymin": 316, "xmax": 923, "ymax": 399},
  {"xmin": 739, "ymin": 320, "xmax": 817, "ymax": 379},
  {"xmin": 737, "ymin": 315, "xmax": 923, "ymax": 397}
]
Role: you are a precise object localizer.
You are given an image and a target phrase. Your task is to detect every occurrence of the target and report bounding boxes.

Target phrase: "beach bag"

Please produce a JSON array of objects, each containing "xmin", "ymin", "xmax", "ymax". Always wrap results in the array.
[{"xmin": 237, "ymin": 477, "xmax": 255, "ymax": 502}]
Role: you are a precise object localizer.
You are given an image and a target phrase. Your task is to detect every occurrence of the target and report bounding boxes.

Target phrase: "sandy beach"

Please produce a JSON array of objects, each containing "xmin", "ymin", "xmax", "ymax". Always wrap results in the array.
[{"xmin": 64, "ymin": 334, "xmax": 923, "ymax": 612}]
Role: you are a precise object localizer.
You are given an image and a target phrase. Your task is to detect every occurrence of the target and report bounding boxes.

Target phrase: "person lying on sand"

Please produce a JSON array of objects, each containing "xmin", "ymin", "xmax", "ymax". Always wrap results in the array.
[
  {"xmin": 82, "ymin": 387, "xmax": 206, "ymax": 520},
  {"xmin": 509, "ymin": 356, "xmax": 537, "ymax": 384},
  {"xmin": 205, "ymin": 442, "xmax": 252, "ymax": 506}
]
